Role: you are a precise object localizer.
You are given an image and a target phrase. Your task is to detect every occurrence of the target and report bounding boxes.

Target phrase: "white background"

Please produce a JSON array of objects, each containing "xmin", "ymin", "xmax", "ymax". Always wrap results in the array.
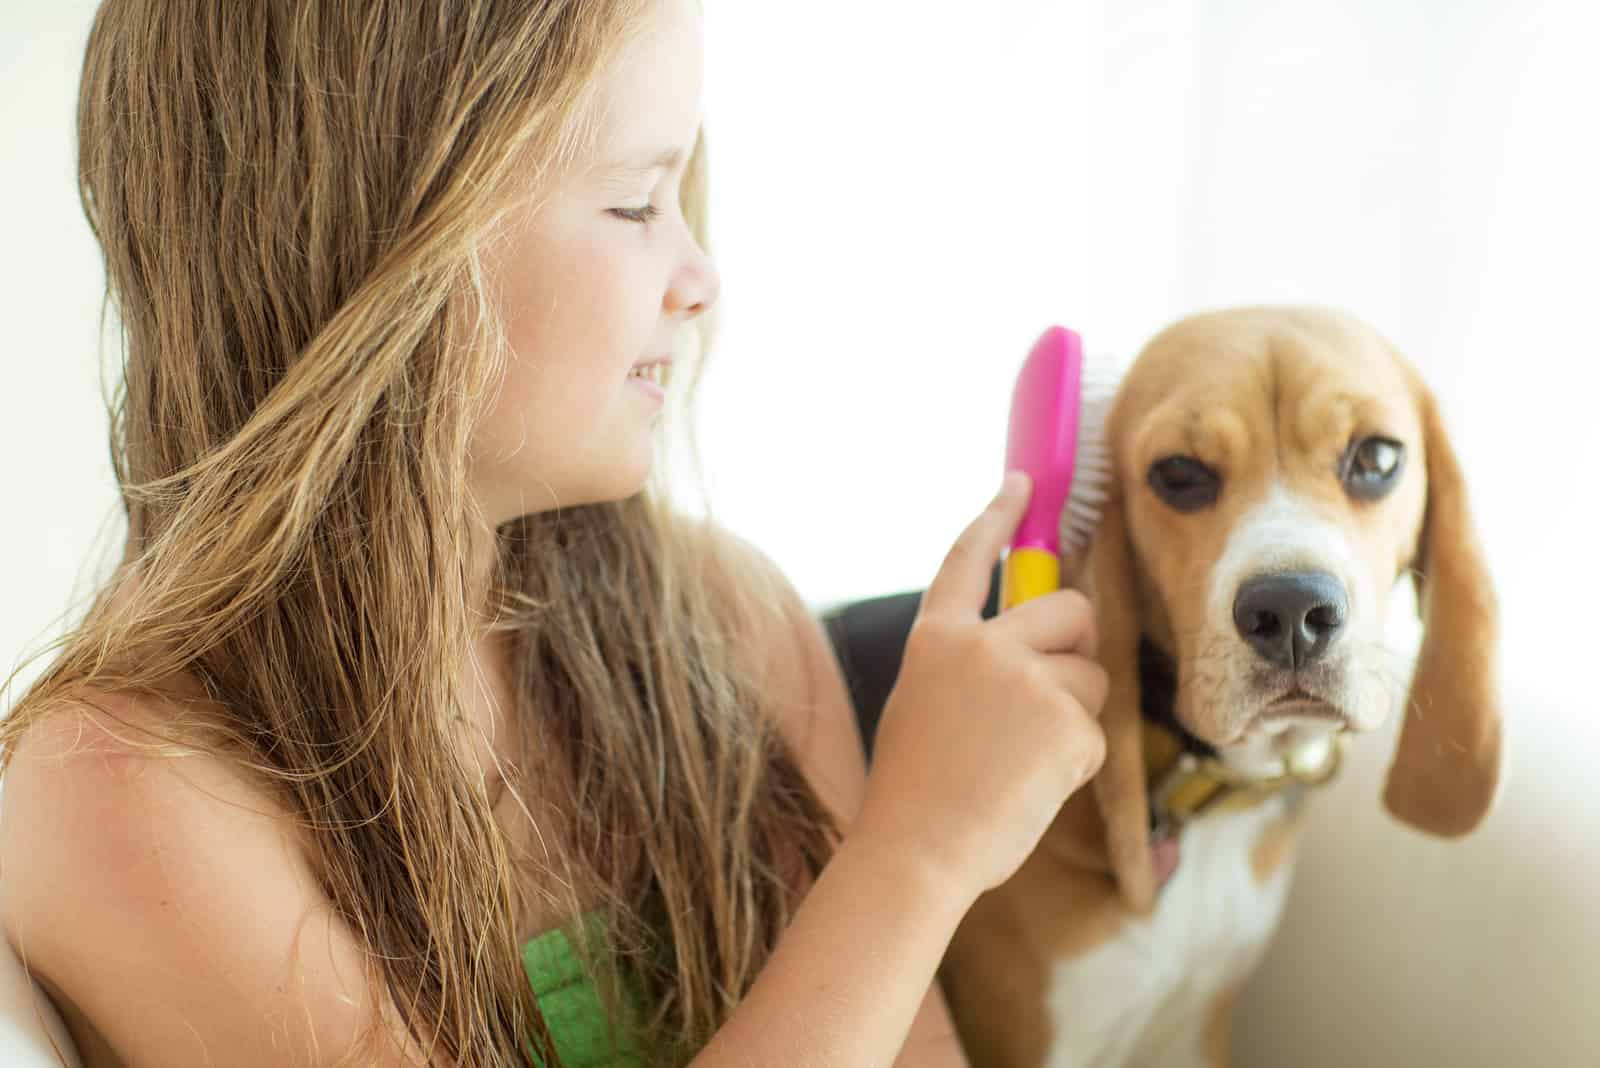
[{"xmin": 3, "ymin": 2, "xmax": 1597, "ymax": 1065}]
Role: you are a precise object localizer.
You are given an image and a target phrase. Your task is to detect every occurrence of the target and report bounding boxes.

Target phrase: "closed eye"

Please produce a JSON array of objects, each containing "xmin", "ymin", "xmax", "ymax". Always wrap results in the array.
[{"xmin": 610, "ymin": 204, "xmax": 662, "ymax": 224}]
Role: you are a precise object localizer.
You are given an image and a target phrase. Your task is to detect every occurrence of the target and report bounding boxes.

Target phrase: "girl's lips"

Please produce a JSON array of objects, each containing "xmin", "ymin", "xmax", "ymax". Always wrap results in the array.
[{"xmin": 628, "ymin": 358, "xmax": 670, "ymax": 400}]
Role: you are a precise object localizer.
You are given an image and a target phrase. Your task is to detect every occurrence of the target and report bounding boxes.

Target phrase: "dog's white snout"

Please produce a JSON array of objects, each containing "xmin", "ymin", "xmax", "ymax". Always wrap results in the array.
[{"xmin": 1208, "ymin": 486, "xmax": 1365, "ymax": 639}]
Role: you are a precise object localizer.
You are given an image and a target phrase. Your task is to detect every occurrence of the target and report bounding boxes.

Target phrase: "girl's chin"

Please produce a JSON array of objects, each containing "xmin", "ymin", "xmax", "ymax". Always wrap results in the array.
[{"xmin": 571, "ymin": 439, "xmax": 659, "ymax": 508}]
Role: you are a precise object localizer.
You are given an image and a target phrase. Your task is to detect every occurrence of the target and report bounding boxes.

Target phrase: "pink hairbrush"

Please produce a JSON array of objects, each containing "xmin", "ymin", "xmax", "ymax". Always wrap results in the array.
[{"xmin": 1001, "ymin": 326, "xmax": 1118, "ymax": 609}]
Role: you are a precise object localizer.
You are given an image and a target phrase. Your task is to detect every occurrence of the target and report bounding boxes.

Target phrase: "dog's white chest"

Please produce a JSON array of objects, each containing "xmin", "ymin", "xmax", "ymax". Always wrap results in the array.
[{"xmin": 1042, "ymin": 799, "xmax": 1294, "ymax": 1068}]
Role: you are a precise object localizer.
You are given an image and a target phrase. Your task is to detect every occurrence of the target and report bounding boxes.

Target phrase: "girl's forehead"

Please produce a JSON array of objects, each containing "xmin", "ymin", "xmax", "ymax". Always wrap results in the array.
[{"xmin": 582, "ymin": 4, "xmax": 703, "ymax": 155}]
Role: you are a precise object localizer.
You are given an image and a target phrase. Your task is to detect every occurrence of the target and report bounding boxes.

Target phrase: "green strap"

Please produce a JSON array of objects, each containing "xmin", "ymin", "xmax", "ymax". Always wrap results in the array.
[{"xmin": 521, "ymin": 922, "xmax": 644, "ymax": 1068}]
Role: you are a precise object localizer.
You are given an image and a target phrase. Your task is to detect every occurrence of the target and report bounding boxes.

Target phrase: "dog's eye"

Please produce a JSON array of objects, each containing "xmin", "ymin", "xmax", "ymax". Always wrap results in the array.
[
  {"xmin": 1148, "ymin": 456, "xmax": 1221, "ymax": 512},
  {"xmin": 1341, "ymin": 436, "xmax": 1405, "ymax": 499}
]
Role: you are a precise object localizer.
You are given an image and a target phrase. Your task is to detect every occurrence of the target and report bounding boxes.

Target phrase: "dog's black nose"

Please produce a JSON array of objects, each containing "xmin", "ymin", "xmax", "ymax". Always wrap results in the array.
[{"xmin": 1233, "ymin": 571, "xmax": 1348, "ymax": 669}]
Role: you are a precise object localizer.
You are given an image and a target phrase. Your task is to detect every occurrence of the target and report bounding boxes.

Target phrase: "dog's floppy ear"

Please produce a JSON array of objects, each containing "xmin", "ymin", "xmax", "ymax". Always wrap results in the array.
[
  {"xmin": 1085, "ymin": 492, "xmax": 1158, "ymax": 913},
  {"xmin": 1383, "ymin": 384, "xmax": 1503, "ymax": 836}
]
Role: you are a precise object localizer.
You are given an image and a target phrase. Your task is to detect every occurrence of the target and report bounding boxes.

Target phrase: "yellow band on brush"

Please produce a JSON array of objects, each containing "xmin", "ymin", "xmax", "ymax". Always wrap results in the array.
[{"xmin": 1000, "ymin": 547, "xmax": 1061, "ymax": 611}]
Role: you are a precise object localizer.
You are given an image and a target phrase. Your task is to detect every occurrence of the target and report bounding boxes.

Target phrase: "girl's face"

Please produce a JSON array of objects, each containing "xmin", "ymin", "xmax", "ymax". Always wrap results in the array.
[{"xmin": 470, "ymin": 0, "xmax": 717, "ymax": 525}]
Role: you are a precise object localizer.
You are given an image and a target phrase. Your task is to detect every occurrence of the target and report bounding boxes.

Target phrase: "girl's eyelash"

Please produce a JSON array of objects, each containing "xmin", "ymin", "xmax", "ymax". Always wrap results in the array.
[{"xmin": 612, "ymin": 204, "xmax": 662, "ymax": 224}]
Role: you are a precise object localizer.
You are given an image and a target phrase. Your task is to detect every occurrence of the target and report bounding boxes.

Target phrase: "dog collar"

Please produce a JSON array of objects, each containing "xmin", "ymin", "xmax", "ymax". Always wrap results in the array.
[{"xmin": 1144, "ymin": 720, "xmax": 1345, "ymax": 844}]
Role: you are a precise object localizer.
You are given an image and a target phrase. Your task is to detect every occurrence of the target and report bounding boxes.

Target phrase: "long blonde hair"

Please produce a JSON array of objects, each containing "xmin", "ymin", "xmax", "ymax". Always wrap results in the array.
[{"xmin": 0, "ymin": 2, "xmax": 836, "ymax": 1063}]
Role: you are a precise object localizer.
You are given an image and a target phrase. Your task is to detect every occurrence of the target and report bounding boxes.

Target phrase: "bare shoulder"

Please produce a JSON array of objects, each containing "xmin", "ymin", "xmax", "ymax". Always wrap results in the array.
[
  {"xmin": 691, "ymin": 520, "xmax": 819, "ymax": 697},
  {"xmin": 0, "ymin": 689, "xmax": 436, "ymax": 1067},
  {"xmin": 694, "ymin": 522, "xmax": 869, "ymax": 829}
]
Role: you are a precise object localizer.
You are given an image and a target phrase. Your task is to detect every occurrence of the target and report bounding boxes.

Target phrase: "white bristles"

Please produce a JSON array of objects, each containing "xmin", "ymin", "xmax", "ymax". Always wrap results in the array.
[{"xmin": 1058, "ymin": 351, "xmax": 1124, "ymax": 562}]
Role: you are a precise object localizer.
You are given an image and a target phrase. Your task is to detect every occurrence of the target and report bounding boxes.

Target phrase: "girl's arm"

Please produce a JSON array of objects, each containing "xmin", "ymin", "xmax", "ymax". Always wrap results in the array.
[
  {"xmin": 732, "ymin": 533, "xmax": 971, "ymax": 1067},
  {"xmin": 691, "ymin": 817, "xmax": 973, "ymax": 1067}
]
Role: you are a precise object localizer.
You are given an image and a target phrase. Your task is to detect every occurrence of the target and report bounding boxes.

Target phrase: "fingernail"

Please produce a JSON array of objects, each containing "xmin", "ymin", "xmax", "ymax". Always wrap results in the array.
[{"xmin": 1000, "ymin": 470, "xmax": 1029, "ymax": 495}]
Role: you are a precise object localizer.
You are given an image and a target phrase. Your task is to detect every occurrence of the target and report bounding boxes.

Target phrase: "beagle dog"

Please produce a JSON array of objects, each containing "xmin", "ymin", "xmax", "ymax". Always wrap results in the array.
[{"xmin": 940, "ymin": 306, "xmax": 1503, "ymax": 1068}]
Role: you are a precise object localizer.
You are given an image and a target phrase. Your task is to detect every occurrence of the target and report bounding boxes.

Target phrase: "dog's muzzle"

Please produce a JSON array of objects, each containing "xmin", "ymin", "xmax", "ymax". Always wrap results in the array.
[{"xmin": 1232, "ymin": 570, "xmax": 1348, "ymax": 669}]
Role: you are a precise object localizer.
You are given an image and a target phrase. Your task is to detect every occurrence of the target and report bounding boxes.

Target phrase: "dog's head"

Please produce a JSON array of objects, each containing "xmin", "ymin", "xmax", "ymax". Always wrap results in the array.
[{"xmin": 1077, "ymin": 306, "xmax": 1502, "ymax": 912}]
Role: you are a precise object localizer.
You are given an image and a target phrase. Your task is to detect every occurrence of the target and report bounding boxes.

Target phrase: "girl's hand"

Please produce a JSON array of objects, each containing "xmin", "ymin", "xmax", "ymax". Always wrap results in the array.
[{"xmin": 854, "ymin": 472, "xmax": 1108, "ymax": 902}]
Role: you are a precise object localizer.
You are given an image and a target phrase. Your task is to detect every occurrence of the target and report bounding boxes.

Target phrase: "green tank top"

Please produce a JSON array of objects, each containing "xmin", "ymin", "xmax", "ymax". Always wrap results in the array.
[{"xmin": 520, "ymin": 920, "xmax": 645, "ymax": 1068}]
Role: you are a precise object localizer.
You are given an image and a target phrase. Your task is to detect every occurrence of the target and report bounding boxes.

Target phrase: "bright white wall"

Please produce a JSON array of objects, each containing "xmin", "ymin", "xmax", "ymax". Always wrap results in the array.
[
  {"xmin": 2, "ymin": 1, "xmax": 123, "ymax": 698},
  {"xmin": 3, "ymin": 2, "xmax": 1596, "ymax": 1065}
]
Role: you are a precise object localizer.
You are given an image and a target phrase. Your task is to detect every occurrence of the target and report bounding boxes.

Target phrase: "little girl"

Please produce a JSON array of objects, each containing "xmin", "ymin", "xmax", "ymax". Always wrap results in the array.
[{"xmin": 0, "ymin": 2, "xmax": 1106, "ymax": 1065}]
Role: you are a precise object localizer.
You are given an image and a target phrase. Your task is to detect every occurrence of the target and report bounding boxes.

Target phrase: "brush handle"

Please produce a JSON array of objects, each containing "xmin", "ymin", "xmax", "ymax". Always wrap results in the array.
[
  {"xmin": 1000, "ymin": 546, "xmax": 1060, "ymax": 610},
  {"xmin": 1006, "ymin": 327, "xmax": 1084, "ymax": 558}
]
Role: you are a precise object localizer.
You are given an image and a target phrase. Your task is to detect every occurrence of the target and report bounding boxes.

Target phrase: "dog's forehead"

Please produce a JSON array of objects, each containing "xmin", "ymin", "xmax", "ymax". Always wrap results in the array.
[{"xmin": 1115, "ymin": 308, "xmax": 1416, "ymax": 446}]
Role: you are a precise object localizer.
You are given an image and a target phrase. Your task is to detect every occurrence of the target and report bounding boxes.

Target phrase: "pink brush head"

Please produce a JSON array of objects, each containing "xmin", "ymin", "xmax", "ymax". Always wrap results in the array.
[{"xmin": 1005, "ymin": 325, "xmax": 1084, "ymax": 556}]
